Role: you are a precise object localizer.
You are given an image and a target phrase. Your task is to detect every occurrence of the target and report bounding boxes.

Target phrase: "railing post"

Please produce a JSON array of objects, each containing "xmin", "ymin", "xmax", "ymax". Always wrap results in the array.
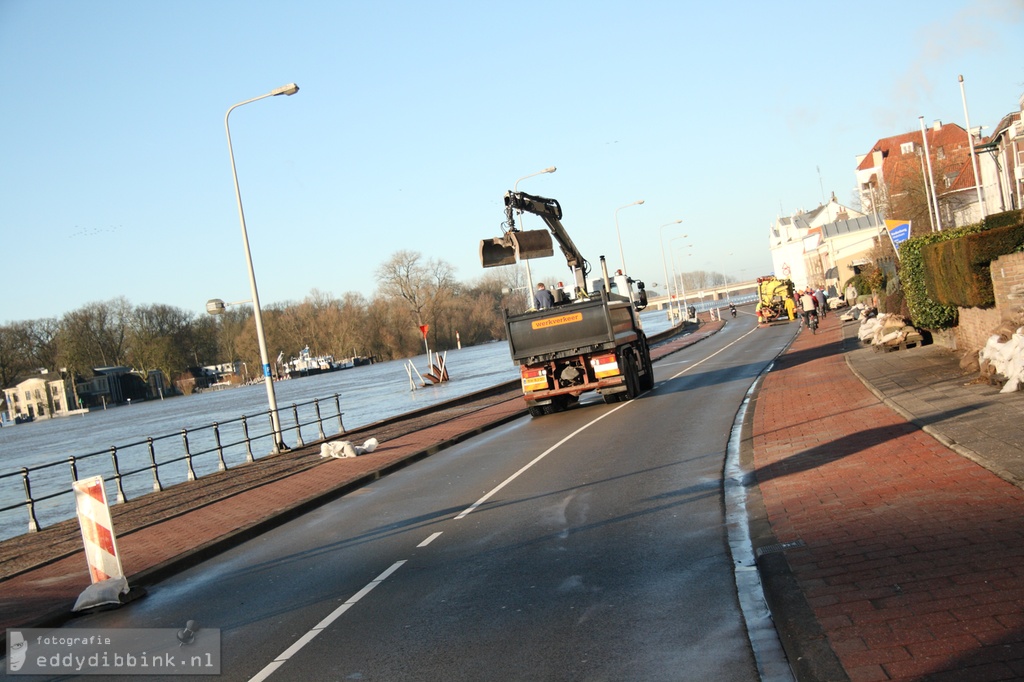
[
  {"xmin": 109, "ymin": 446, "xmax": 126, "ymax": 503},
  {"xmin": 68, "ymin": 455, "xmax": 79, "ymax": 483},
  {"xmin": 267, "ymin": 412, "xmax": 277, "ymax": 455},
  {"xmin": 213, "ymin": 422, "xmax": 227, "ymax": 471},
  {"xmin": 21, "ymin": 468, "xmax": 39, "ymax": 533},
  {"xmin": 181, "ymin": 428, "xmax": 197, "ymax": 481},
  {"xmin": 241, "ymin": 415, "xmax": 254, "ymax": 463},
  {"xmin": 147, "ymin": 437, "xmax": 163, "ymax": 491},
  {"xmin": 314, "ymin": 399, "xmax": 326, "ymax": 440},
  {"xmin": 334, "ymin": 394, "xmax": 345, "ymax": 434},
  {"xmin": 291, "ymin": 405, "xmax": 304, "ymax": 447}
]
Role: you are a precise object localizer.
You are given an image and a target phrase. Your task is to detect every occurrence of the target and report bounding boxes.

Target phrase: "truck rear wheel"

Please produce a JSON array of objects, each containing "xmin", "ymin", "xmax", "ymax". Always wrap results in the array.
[
  {"xmin": 527, "ymin": 405, "xmax": 545, "ymax": 418},
  {"xmin": 623, "ymin": 353, "xmax": 641, "ymax": 400},
  {"xmin": 638, "ymin": 338, "xmax": 654, "ymax": 391}
]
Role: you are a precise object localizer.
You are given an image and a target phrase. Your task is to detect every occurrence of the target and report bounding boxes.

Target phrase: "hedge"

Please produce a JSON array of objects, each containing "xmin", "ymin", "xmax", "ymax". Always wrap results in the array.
[
  {"xmin": 923, "ymin": 222, "xmax": 1024, "ymax": 307},
  {"xmin": 899, "ymin": 209, "xmax": 1024, "ymax": 329}
]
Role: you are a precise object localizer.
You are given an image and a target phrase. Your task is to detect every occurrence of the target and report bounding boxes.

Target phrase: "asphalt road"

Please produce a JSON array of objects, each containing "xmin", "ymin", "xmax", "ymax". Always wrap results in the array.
[{"xmin": 33, "ymin": 314, "xmax": 798, "ymax": 682}]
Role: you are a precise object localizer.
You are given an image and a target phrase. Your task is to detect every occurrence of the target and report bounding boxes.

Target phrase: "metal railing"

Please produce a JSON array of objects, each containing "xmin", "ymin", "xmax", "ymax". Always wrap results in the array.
[{"xmin": 0, "ymin": 394, "xmax": 345, "ymax": 538}]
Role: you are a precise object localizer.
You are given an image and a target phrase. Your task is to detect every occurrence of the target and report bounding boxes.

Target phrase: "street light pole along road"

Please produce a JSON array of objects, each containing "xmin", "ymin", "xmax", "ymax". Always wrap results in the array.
[
  {"xmin": 658, "ymin": 220, "xmax": 684, "ymax": 318},
  {"xmin": 224, "ymin": 82, "xmax": 299, "ymax": 453},
  {"xmin": 512, "ymin": 166, "xmax": 556, "ymax": 309},
  {"xmin": 614, "ymin": 200, "xmax": 644, "ymax": 277}
]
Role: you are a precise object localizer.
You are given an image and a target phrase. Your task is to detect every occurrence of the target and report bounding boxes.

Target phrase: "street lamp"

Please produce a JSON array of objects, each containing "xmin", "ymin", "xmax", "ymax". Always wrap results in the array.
[
  {"xmin": 721, "ymin": 253, "xmax": 733, "ymax": 300},
  {"xmin": 513, "ymin": 166, "xmax": 556, "ymax": 308},
  {"xmin": 958, "ymin": 75, "xmax": 985, "ymax": 218},
  {"xmin": 670, "ymin": 237, "xmax": 693, "ymax": 319},
  {"xmin": 658, "ymin": 220, "xmax": 684, "ymax": 320},
  {"xmin": 614, "ymin": 200, "xmax": 644, "ymax": 276},
  {"xmin": 224, "ymin": 82, "xmax": 299, "ymax": 454}
]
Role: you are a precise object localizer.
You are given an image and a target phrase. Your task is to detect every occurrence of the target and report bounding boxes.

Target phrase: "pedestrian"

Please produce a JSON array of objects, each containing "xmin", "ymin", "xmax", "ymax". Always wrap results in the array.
[
  {"xmin": 534, "ymin": 282, "xmax": 554, "ymax": 310},
  {"xmin": 784, "ymin": 295, "xmax": 796, "ymax": 321},
  {"xmin": 845, "ymin": 282, "xmax": 858, "ymax": 308}
]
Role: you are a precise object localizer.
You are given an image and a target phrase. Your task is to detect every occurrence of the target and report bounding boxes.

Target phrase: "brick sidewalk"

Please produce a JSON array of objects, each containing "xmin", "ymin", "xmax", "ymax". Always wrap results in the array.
[{"xmin": 752, "ymin": 313, "xmax": 1024, "ymax": 681}]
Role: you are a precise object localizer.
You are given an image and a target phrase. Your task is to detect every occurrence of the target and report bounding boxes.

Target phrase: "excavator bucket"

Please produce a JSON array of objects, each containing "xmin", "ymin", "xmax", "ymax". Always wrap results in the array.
[
  {"xmin": 480, "ymin": 237, "xmax": 518, "ymax": 268},
  {"xmin": 509, "ymin": 230, "xmax": 553, "ymax": 260},
  {"xmin": 479, "ymin": 230, "xmax": 554, "ymax": 267}
]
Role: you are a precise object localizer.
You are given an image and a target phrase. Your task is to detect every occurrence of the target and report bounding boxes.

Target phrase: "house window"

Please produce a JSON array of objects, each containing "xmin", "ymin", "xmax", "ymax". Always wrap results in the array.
[
  {"xmin": 900, "ymin": 142, "xmax": 915, "ymax": 154},
  {"xmin": 936, "ymin": 147, "xmax": 945, "ymax": 160}
]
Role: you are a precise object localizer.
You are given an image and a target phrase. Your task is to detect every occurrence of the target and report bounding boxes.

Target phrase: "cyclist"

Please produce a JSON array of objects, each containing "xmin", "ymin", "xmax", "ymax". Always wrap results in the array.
[{"xmin": 799, "ymin": 288, "xmax": 817, "ymax": 329}]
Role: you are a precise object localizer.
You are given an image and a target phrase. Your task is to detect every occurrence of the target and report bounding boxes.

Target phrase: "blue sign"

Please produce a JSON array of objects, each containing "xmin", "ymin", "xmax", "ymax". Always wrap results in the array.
[{"xmin": 885, "ymin": 220, "xmax": 911, "ymax": 248}]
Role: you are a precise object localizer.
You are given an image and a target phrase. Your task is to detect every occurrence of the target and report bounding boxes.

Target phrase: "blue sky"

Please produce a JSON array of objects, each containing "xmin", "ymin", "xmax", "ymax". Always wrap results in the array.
[{"xmin": 1, "ymin": 0, "xmax": 1021, "ymax": 323}]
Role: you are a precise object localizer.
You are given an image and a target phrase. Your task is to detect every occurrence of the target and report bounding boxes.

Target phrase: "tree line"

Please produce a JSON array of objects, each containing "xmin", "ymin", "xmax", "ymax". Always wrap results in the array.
[
  {"xmin": 0, "ymin": 251, "xmax": 532, "ymax": 392},
  {"xmin": 0, "ymin": 247, "xmax": 731, "ymax": 394}
]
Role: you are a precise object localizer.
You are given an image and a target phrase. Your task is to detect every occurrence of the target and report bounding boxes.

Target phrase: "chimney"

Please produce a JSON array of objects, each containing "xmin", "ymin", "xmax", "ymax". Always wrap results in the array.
[{"xmin": 932, "ymin": 119, "xmax": 942, "ymax": 131}]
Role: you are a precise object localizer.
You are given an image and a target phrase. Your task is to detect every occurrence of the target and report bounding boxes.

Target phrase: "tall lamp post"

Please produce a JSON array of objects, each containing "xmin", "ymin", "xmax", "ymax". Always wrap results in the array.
[
  {"xmin": 614, "ymin": 200, "xmax": 644, "ymax": 275},
  {"xmin": 658, "ymin": 220, "xmax": 684, "ymax": 320},
  {"xmin": 958, "ymin": 74, "xmax": 985, "ymax": 218},
  {"xmin": 670, "ymin": 237, "xmax": 693, "ymax": 319},
  {"xmin": 224, "ymin": 82, "xmax": 299, "ymax": 453},
  {"xmin": 721, "ymin": 253, "xmax": 733, "ymax": 300},
  {"xmin": 513, "ymin": 166, "xmax": 556, "ymax": 308}
]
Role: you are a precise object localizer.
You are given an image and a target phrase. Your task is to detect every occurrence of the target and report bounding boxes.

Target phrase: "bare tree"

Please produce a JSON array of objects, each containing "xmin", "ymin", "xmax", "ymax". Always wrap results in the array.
[
  {"xmin": 376, "ymin": 250, "xmax": 458, "ymax": 349},
  {"xmin": 126, "ymin": 303, "xmax": 195, "ymax": 381},
  {"xmin": 0, "ymin": 323, "xmax": 34, "ymax": 388},
  {"xmin": 57, "ymin": 298, "xmax": 132, "ymax": 375}
]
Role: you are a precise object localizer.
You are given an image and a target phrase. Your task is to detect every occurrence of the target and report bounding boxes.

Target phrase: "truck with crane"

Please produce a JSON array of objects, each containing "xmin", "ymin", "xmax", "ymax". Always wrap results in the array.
[{"xmin": 480, "ymin": 191, "xmax": 655, "ymax": 416}]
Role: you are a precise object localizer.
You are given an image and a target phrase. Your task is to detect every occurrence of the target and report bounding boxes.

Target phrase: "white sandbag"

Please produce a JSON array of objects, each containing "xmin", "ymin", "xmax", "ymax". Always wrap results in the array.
[
  {"xmin": 979, "ymin": 326, "xmax": 1024, "ymax": 394},
  {"xmin": 320, "ymin": 441, "xmax": 356, "ymax": 458},
  {"xmin": 320, "ymin": 438, "xmax": 379, "ymax": 458},
  {"xmin": 73, "ymin": 576, "xmax": 129, "ymax": 612}
]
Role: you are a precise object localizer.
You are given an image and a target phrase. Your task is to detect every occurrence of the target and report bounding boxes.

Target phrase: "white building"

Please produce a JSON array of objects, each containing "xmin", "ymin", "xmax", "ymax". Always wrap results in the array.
[{"xmin": 768, "ymin": 194, "xmax": 865, "ymax": 290}]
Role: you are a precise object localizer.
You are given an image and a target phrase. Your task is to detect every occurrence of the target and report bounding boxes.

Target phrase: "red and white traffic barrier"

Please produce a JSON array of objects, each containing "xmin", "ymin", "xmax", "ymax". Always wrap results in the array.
[{"xmin": 73, "ymin": 476, "xmax": 124, "ymax": 583}]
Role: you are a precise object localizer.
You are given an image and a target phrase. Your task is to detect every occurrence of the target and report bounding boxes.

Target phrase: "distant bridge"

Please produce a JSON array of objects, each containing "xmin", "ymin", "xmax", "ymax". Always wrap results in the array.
[{"xmin": 646, "ymin": 279, "xmax": 760, "ymax": 311}]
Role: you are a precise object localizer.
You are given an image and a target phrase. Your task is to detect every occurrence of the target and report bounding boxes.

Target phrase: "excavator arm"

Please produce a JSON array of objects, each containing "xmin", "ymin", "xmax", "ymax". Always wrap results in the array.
[{"xmin": 480, "ymin": 190, "xmax": 590, "ymax": 294}]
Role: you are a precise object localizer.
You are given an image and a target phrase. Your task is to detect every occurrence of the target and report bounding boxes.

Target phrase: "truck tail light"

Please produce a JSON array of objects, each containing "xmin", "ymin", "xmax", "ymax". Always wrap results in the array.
[
  {"xmin": 590, "ymin": 353, "xmax": 620, "ymax": 378},
  {"xmin": 521, "ymin": 366, "xmax": 549, "ymax": 392}
]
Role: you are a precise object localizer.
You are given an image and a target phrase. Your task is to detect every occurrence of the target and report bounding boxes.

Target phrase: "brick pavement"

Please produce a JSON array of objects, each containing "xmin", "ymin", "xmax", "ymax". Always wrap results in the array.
[{"xmin": 752, "ymin": 312, "xmax": 1024, "ymax": 682}]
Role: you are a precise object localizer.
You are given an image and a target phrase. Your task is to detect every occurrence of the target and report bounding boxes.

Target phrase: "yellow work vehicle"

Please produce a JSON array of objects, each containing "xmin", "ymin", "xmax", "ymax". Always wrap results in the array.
[{"xmin": 754, "ymin": 276, "xmax": 795, "ymax": 326}]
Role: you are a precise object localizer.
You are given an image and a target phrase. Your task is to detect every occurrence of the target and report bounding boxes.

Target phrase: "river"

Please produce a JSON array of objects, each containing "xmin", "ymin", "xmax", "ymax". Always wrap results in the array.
[{"xmin": 0, "ymin": 310, "xmax": 680, "ymax": 540}]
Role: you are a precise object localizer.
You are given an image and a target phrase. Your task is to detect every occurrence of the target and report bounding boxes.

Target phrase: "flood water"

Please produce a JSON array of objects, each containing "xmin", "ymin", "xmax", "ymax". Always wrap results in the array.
[{"xmin": 0, "ymin": 310, "xmax": 676, "ymax": 540}]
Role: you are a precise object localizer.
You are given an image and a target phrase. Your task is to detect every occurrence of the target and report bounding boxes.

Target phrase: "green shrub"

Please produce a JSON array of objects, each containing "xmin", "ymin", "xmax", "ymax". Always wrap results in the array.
[
  {"xmin": 924, "ymin": 222, "xmax": 1024, "ymax": 307},
  {"xmin": 899, "ymin": 210, "xmax": 1024, "ymax": 328},
  {"xmin": 899, "ymin": 227, "xmax": 973, "ymax": 329}
]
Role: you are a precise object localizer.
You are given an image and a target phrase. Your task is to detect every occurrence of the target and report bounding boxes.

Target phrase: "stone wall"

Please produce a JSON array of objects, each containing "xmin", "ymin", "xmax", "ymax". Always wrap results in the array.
[{"xmin": 955, "ymin": 252, "xmax": 1024, "ymax": 352}]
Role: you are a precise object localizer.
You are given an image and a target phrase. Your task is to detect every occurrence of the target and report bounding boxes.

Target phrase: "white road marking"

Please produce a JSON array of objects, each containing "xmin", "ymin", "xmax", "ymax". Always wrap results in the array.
[
  {"xmin": 247, "ymin": 560, "xmax": 407, "ymax": 682},
  {"xmin": 418, "ymin": 531, "xmax": 443, "ymax": 547},
  {"xmin": 665, "ymin": 326, "xmax": 760, "ymax": 381},
  {"xmin": 454, "ymin": 327, "xmax": 761, "ymax": 522},
  {"xmin": 453, "ymin": 401, "xmax": 630, "ymax": 520}
]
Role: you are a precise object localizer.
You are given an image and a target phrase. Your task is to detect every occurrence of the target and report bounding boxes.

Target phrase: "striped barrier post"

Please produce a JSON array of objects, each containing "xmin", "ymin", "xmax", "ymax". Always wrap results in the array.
[{"xmin": 73, "ymin": 476, "xmax": 124, "ymax": 583}]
